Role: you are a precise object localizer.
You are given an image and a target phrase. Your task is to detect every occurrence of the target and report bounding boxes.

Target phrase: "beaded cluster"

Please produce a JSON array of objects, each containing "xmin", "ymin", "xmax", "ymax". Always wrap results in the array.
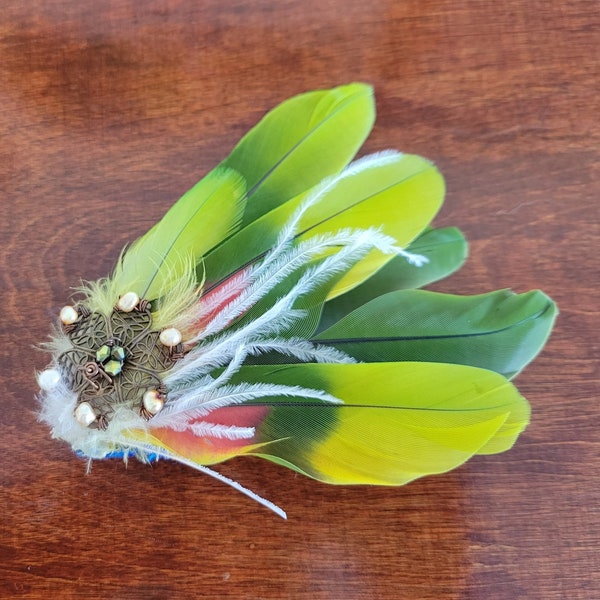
[{"xmin": 39, "ymin": 292, "xmax": 184, "ymax": 430}]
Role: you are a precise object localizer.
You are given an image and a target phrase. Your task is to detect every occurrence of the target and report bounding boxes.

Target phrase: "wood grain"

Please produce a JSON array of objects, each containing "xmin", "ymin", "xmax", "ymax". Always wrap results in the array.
[{"xmin": 1, "ymin": 1, "xmax": 598, "ymax": 598}]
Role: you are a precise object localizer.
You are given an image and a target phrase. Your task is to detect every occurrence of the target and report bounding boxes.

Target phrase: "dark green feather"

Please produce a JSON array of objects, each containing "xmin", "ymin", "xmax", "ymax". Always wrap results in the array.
[{"xmin": 314, "ymin": 289, "xmax": 558, "ymax": 378}]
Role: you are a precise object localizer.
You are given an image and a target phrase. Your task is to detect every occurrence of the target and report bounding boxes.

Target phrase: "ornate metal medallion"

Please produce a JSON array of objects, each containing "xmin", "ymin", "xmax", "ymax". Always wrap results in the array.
[{"xmin": 57, "ymin": 298, "xmax": 183, "ymax": 429}]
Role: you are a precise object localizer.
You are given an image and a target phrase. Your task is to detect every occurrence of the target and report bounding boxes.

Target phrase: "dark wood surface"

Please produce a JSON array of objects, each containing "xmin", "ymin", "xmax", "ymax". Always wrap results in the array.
[{"xmin": 1, "ymin": 1, "xmax": 598, "ymax": 598}]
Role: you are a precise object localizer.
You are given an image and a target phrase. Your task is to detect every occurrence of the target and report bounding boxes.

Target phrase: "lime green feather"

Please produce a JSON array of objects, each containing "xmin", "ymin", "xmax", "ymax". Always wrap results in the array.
[
  {"xmin": 111, "ymin": 167, "xmax": 246, "ymax": 300},
  {"xmin": 111, "ymin": 83, "xmax": 373, "ymax": 301},
  {"xmin": 203, "ymin": 153, "xmax": 444, "ymax": 293},
  {"xmin": 305, "ymin": 155, "xmax": 445, "ymax": 298},
  {"xmin": 227, "ymin": 362, "xmax": 529, "ymax": 485},
  {"xmin": 222, "ymin": 83, "xmax": 375, "ymax": 225}
]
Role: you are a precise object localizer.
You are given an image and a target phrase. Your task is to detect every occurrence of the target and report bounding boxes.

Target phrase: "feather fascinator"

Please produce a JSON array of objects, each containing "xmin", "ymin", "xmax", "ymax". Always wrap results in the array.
[{"xmin": 37, "ymin": 84, "xmax": 557, "ymax": 517}]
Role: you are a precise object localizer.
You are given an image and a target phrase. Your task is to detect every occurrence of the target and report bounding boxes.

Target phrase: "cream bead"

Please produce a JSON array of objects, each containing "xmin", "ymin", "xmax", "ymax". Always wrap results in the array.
[
  {"xmin": 159, "ymin": 327, "xmax": 182, "ymax": 347},
  {"xmin": 142, "ymin": 390, "xmax": 164, "ymax": 415},
  {"xmin": 117, "ymin": 291, "xmax": 140, "ymax": 312},
  {"xmin": 38, "ymin": 368, "xmax": 61, "ymax": 391},
  {"xmin": 59, "ymin": 305, "xmax": 79, "ymax": 325},
  {"xmin": 74, "ymin": 402, "xmax": 97, "ymax": 427}
]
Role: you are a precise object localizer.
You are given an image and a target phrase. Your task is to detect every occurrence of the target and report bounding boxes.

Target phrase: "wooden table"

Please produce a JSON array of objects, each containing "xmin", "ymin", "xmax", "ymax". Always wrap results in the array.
[{"xmin": 1, "ymin": 1, "xmax": 598, "ymax": 598}]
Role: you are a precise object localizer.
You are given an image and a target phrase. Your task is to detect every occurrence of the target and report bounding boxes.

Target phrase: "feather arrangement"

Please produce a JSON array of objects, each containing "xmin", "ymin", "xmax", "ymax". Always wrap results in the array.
[{"xmin": 37, "ymin": 84, "xmax": 557, "ymax": 518}]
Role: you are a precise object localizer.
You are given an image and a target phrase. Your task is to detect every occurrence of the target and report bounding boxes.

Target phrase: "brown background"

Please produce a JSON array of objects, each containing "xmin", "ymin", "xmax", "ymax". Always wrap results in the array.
[{"xmin": 1, "ymin": 1, "xmax": 598, "ymax": 598}]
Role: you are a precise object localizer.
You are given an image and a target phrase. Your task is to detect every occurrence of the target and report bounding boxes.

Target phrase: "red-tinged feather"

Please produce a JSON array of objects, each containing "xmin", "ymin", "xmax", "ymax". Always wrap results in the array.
[
  {"xmin": 147, "ymin": 405, "xmax": 271, "ymax": 464},
  {"xmin": 191, "ymin": 269, "xmax": 251, "ymax": 333}
]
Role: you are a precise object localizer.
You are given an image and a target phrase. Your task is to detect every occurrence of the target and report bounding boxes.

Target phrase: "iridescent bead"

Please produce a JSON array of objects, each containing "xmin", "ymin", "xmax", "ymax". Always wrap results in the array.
[
  {"xmin": 96, "ymin": 344, "xmax": 111, "ymax": 363},
  {"xmin": 104, "ymin": 360, "xmax": 123, "ymax": 376},
  {"xmin": 111, "ymin": 346, "xmax": 126, "ymax": 361}
]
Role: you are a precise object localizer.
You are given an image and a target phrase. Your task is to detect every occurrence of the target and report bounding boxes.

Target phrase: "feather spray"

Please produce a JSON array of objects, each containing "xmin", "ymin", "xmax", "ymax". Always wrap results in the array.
[{"xmin": 37, "ymin": 84, "xmax": 557, "ymax": 518}]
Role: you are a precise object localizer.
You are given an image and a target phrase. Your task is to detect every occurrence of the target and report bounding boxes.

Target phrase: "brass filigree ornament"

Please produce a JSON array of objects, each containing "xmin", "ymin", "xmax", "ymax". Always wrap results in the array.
[{"xmin": 56, "ymin": 297, "xmax": 183, "ymax": 429}]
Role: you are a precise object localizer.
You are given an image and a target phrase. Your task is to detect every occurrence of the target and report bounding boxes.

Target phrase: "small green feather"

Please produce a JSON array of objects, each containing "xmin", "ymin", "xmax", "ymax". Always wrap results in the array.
[
  {"xmin": 203, "ymin": 152, "xmax": 444, "ymax": 292},
  {"xmin": 111, "ymin": 167, "xmax": 246, "ymax": 300},
  {"xmin": 318, "ymin": 226, "xmax": 468, "ymax": 330}
]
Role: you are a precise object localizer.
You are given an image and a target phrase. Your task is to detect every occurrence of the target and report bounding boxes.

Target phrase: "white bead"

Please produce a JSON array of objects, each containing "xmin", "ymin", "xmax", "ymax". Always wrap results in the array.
[
  {"xmin": 74, "ymin": 402, "xmax": 96, "ymax": 427},
  {"xmin": 117, "ymin": 291, "xmax": 140, "ymax": 312},
  {"xmin": 159, "ymin": 327, "xmax": 182, "ymax": 347},
  {"xmin": 38, "ymin": 369, "xmax": 61, "ymax": 391},
  {"xmin": 59, "ymin": 305, "xmax": 79, "ymax": 325},
  {"xmin": 143, "ymin": 390, "xmax": 164, "ymax": 415}
]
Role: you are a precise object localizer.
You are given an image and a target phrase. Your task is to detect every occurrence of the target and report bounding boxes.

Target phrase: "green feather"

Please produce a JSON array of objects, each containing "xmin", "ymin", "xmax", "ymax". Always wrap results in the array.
[
  {"xmin": 314, "ymin": 289, "xmax": 558, "ymax": 379},
  {"xmin": 203, "ymin": 153, "xmax": 444, "ymax": 293},
  {"xmin": 226, "ymin": 362, "xmax": 529, "ymax": 485},
  {"xmin": 111, "ymin": 167, "xmax": 246, "ymax": 300},
  {"xmin": 222, "ymin": 83, "xmax": 375, "ymax": 225},
  {"xmin": 319, "ymin": 226, "xmax": 468, "ymax": 330}
]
